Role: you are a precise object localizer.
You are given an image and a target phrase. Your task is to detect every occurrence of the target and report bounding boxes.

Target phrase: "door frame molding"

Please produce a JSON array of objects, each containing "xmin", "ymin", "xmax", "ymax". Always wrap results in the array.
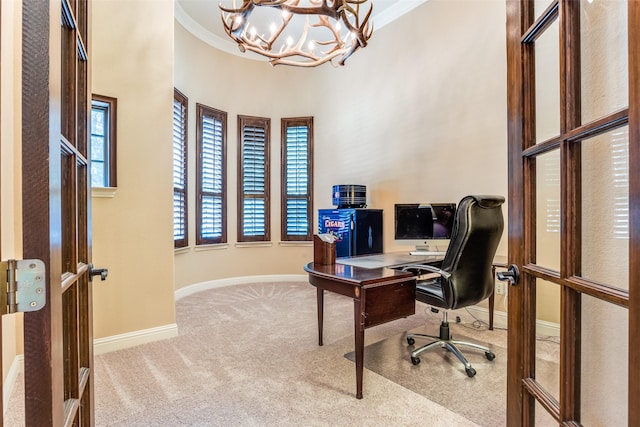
[
  {"xmin": 22, "ymin": 0, "xmax": 64, "ymax": 423},
  {"xmin": 628, "ymin": 2, "xmax": 640, "ymax": 425}
]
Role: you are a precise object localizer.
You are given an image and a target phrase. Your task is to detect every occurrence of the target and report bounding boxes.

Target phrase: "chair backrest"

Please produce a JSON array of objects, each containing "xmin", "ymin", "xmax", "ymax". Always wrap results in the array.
[{"xmin": 440, "ymin": 195, "xmax": 505, "ymax": 310}]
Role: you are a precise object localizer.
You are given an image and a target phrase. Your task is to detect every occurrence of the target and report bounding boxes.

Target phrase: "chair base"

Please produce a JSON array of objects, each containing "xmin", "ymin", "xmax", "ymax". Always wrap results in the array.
[{"xmin": 407, "ymin": 319, "xmax": 495, "ymax": 377}]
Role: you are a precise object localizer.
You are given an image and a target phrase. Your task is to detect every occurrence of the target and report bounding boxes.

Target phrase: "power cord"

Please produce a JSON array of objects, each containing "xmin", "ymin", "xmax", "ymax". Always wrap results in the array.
[
  {"xmin": 462, "ymin": 307, "xmax": 508, "ymax": 332},
  {"xmin": 423, "ymin": 302, "xmax": 558, "ymax": 345},
  {"xmin": 535, "ymin": 335, "xmax": 560, "ymax": 344}
]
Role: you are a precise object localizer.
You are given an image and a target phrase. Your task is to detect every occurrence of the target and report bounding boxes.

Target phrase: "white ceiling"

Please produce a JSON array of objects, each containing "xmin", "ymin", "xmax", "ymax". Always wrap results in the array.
[{"xmin": 175, "ymin": 0, "xmax": 428, "ymax": 60}]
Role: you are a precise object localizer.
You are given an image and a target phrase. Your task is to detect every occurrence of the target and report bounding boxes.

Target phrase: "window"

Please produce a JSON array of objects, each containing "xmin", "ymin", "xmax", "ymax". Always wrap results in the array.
[
  {"xmin": 238, "ymin": 115, "xmax": 270, "ymax": 242},
  {"xmin": 173, "ymin": 89, "xmax": 188, "ymax": 248},
  {"xmin": 90, "ymin": 94, "xmax": 117, "ymax": 187},
  {"xmin": 611, "ymin": 127, "xmax": 629, "ymax": 239},
  {"xmin": 281, "ymin": 117, "xmax": 313, "ymax": 241},
  {"xmin": 196, "ymin": 104, "xmax": 227, "ymax": 245}
]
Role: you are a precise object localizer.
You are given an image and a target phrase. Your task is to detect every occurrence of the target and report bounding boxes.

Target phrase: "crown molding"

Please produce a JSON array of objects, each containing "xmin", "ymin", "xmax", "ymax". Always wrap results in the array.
[
  {"xmin": 175, "ymin": 1, "xmax": 252, "ymax": 58},
  {"xmin": 373, "ymin": 0, "xmax": 428, "ymax": 29}
]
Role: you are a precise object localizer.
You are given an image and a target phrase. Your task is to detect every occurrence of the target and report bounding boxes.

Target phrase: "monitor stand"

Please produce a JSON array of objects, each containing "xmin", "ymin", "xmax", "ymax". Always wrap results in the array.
[{"xmin": 414, "ymin": 243, "xmax": 430, "ymax": 251}]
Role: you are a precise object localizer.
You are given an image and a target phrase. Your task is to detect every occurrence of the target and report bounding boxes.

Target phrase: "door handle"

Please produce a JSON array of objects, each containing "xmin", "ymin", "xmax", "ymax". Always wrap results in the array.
[
  {"xmin": 89, "ymin": 264, "xmax": 108, "ymax": 281},
  {"xmin": 497, "ymin": 264, "xmax": 519, "ymax": 286}
]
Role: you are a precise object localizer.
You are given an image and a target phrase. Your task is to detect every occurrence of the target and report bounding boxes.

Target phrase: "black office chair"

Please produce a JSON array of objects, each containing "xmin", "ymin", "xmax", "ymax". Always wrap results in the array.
[{"xmin": 403, "ymin": 195, "xmax": 505, "ymax": 377}]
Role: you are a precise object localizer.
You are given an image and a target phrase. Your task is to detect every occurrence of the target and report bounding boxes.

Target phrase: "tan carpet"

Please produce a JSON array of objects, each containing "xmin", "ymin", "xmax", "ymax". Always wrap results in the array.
[
  {"xmin": 345, "ymin": 323, "xmax": 560, "ymax": 427},
  {"xmin": 4, "ymin": 281, "xmax": 557, "ymax": 426}
]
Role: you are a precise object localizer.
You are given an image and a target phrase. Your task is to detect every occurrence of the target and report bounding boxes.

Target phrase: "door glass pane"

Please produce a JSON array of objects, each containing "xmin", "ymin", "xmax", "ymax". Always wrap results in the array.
[
  {"xmin": 535, "ymin": 278, "xmax": 560, "ymax": 402},
  {"xmin": 534, "ymin": 0, "xmax": 555, "ymax": 22},
  {"xmin": 535, "ymin": 399, "xmax": 558, "ymax": 426},
  {"xmin": 61, "ymin": 152, "xmax": 76, "ymax": 275},
  {"xmin": 580, "ymin": 0, "xmax": 628, "ymax": 124},
  {"xmin": 581, "ymin": 126, "xmax": 628, "ymax": 291},
  {"xmin": 535, "ymin": 19, "xmax": 560, "ymax": 143},
  {"xmin": 581, "ymin": 294, "xmax": 628, "ymax": 426},
  {"xmin": 536, "ymin": 149, "xmax": 561, "ymax": 269}
]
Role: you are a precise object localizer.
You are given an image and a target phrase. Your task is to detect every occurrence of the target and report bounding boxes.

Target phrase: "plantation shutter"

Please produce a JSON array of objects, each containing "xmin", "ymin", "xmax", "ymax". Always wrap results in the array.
[
  {"xmin": 173, "ymin": 90, "xmax": 188, "ymax": 248},
  {"xmin": 197, "ymin": 105, "xmax": 227, "ymax": 245},
  {"xmin": 282, "ymin": 118, "xmax": 313, "ymax": 241},
  {"xmin": 238, "ymin": 116, "xmax": 270, "ymax": 242}
]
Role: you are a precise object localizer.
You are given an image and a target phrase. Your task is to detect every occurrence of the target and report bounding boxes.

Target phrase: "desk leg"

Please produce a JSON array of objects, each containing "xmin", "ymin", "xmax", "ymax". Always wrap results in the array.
[
  {"xmin": 489, "ymin": 266, "xmax": 496, "ymax": 331},
  {"xmin": 354, "ymin": 297, "xmax": 365, "ymax": 399},
  {"xmin": 317, "ymin": 287, "xmax": 324, "ymax": 346}
]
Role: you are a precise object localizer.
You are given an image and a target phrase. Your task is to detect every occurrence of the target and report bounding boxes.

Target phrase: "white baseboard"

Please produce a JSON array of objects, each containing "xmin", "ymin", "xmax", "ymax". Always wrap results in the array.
[
  {"xmin": 3, "ymin": 324, "xmax": 179, "ymax": 413},
  {"xmin": 174, "ymin": 274, "xmax": 308, "ymax": 300},
  {"xmin": 93, "ymin": 323, "xmax": 179, "ymax": 355},
  {"xmin": 95, "ymin": 275, "xmax": 307, "ymax": 354},
  {"xmin": 465, "ymin": 305, "xmax": 560, "ymax": 337},
  {"xmin": 3, "ymin": 354, "xmax": 23, "ymax": 414}
]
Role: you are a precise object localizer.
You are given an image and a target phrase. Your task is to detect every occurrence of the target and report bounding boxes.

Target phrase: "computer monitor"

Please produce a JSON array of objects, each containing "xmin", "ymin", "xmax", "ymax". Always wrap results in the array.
[
  {"xmin": 431, "ymin": 203, "xmax": 456, "ymax": 238},
  {"xmin": 394, "ymin": 203, "xmax": 456, "ymax": 251}
]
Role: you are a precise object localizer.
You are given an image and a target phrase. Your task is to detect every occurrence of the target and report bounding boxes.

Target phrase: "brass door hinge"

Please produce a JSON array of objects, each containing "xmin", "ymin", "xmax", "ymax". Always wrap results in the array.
[{"xmin": 0, "ymin": 259, "xmax": 46, "ymax": 315}]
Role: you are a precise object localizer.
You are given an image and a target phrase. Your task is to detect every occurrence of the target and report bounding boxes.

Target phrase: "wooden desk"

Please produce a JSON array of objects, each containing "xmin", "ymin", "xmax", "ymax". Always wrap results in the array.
[{"xmin": 304, "ymin": 253, "xmax": 442, "ymax": 399}]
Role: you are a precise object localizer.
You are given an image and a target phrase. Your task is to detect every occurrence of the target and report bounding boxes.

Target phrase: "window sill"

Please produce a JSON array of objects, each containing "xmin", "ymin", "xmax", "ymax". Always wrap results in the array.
[
  {"xmin": 92, "ymin": 187, "xmax": 117, "ymax": 198},
  {"xmin": 279, "ymin": 241, "xmax": 312, "ymax": 247},
  {"xmin": 174, "ymin": 246, "xmax": 191, "ymax": 255},
  {"xmin": 194, "ymin": 243, "xmax": 230, "ymax": 252},
  {"xmin": 235, "ymin": 242, "xmax": 273, "ymax": 248}
]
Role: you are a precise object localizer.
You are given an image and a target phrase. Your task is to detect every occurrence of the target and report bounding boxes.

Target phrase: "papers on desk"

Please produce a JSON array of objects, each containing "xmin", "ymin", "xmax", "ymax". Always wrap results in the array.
[{"xmin": 337, "ymin": 253, "xmax": 443, "ymax": 269}]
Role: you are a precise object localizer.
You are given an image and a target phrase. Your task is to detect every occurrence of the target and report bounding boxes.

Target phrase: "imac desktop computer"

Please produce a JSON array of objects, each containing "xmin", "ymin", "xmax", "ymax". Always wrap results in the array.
[{"xmin": 394, "ymin": 203, "xmax": 456, "ymax": 255}]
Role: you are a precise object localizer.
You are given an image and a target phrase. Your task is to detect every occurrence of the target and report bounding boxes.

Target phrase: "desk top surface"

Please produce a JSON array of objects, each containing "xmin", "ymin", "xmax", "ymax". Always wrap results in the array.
[
  {"xmin": 336, "ymin": 252, "xmax": 442, "ymax": 269},
  {"xmin": 304, "ymin": 252, "xmax": 508, "ymax": 284},
  {"xmin": 304, "ymin": 252, "xmax": 444, "ymax": 285}
]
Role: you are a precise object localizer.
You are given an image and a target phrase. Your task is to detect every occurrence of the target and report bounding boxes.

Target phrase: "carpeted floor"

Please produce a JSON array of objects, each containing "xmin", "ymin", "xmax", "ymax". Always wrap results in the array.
[
  {"xmin": 345, "ymin": 324, "xmax": 560, "ymax": 426},
  {"xmin": 4, "ymin": 281, "xmax": 559, "ymax": 426}
]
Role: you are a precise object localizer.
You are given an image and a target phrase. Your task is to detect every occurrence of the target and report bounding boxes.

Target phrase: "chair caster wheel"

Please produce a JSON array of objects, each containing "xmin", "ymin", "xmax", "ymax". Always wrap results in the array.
[
  {"xmin": 411, "ymin": 356, "xmax": 421, "ymax": 365},
  {"xmin": 465, "ymin": 367, "xmax": 476, "ymax": 377},
  {"xmin": 407, "ymin": 337, "xmax": 415, "ymax": 345},
  {"xmin": 485, "ymin": 351, "xmax": 495, "ymax": 361}
]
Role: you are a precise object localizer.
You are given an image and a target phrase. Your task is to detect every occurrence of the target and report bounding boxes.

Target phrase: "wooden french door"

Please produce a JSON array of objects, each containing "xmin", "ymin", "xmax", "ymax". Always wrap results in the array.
[
  {"xmin": 21, "ymin": 0, "xmax": 94, "ymax": 424},
  {"xmin": 506, "ymin": 0, "xmax": 639, "ymax": 425}
]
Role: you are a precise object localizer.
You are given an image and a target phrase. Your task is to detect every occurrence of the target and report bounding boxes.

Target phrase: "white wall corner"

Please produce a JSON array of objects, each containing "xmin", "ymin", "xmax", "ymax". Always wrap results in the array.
[
  {"xmin": 3, "ymin": 324, "xmax": 179, "ymax": 414},
  {"xmin": 3, "ymin": 354, "xmax": 23, "ymax": 416},
  {"xmin": 93, "ymin": 323, "xmax": 179, "ymax": 356}
]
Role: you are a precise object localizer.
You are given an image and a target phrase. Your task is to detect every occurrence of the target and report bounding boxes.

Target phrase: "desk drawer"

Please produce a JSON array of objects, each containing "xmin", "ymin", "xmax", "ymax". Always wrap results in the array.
[{"xmin": 364, "ymin": 280, "xmax": 415, "ymax": 328}]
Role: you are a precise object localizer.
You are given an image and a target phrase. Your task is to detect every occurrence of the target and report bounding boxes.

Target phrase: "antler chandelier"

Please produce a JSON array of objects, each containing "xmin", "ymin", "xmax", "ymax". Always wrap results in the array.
[{"xmin": 219, "ymin": 0, "xmax": 373, "ymax": 67}]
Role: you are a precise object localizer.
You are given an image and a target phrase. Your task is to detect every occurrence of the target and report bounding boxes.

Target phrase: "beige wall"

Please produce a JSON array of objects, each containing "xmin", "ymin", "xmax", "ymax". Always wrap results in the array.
[
  {"xmin": 90, "ymin": 0, "xmax": 176, "ymax": 338},
  {"xmin": 174, "ymin": 0, "xmax": 509, "ymax": 290},
  {"xmin": 0, "ymin": 0, "xmax": 23, "ymax": 379}
]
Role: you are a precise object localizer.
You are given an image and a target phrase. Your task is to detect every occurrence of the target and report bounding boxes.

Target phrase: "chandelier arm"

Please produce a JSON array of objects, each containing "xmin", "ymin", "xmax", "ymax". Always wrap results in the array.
[
  {"xmin": 239, "ymin": 29, "xmax": 344, "ymax": 65},
  {"xmin": 340, "ymin": 4, "xmax": 373, "ymax": 45},
  {"xmin": 219, "ymin": 0, "xmax": 290, "ymax": 13},
  {"xmin": 280, "ymin": 5, "xmax": 338, "ymax": 20},
  {"xmin": 336, "ymin": 40, "xmax": 359, "ymax": 65},
  {"xmin": 310, "ymin": 15, "xmax": 345, "ymax": 50},
  {"xmin": 241, "ymin": 40, "xmax": 325, "ymax": 63},
  {"xmin": 278, "ymin": 0, "xmax": 369, "ymax": 19},
  {"xmin": 262, "ymin": 11, "xmax": 295, "ymax": 48},
  {"xmin": 271, "ymin": 49, "xmax": 345, "ymax": 67},
  {"xmin": 218, "ymin": 0, "xmax": 255, "ymax": 14}
]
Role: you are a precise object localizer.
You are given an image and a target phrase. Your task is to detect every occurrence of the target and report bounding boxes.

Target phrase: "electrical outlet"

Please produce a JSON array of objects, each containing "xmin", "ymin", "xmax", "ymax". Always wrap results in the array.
[{"xmin": 495, "ymin": 282, "xmax": 505, "ymax": 295}]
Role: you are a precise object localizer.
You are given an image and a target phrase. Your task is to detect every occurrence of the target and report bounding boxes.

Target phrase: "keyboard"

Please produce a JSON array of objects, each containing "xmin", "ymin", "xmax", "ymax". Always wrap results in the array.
[{"xmin": 409, "ymin": 251, "xmax": 446, "ymax": 256}]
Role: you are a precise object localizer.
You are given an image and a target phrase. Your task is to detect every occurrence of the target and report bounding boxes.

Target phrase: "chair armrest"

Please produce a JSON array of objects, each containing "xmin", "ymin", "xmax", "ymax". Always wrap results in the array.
[{"xmin": 402, "ymin": 263, "xmax": 451, "ymax": 280}]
